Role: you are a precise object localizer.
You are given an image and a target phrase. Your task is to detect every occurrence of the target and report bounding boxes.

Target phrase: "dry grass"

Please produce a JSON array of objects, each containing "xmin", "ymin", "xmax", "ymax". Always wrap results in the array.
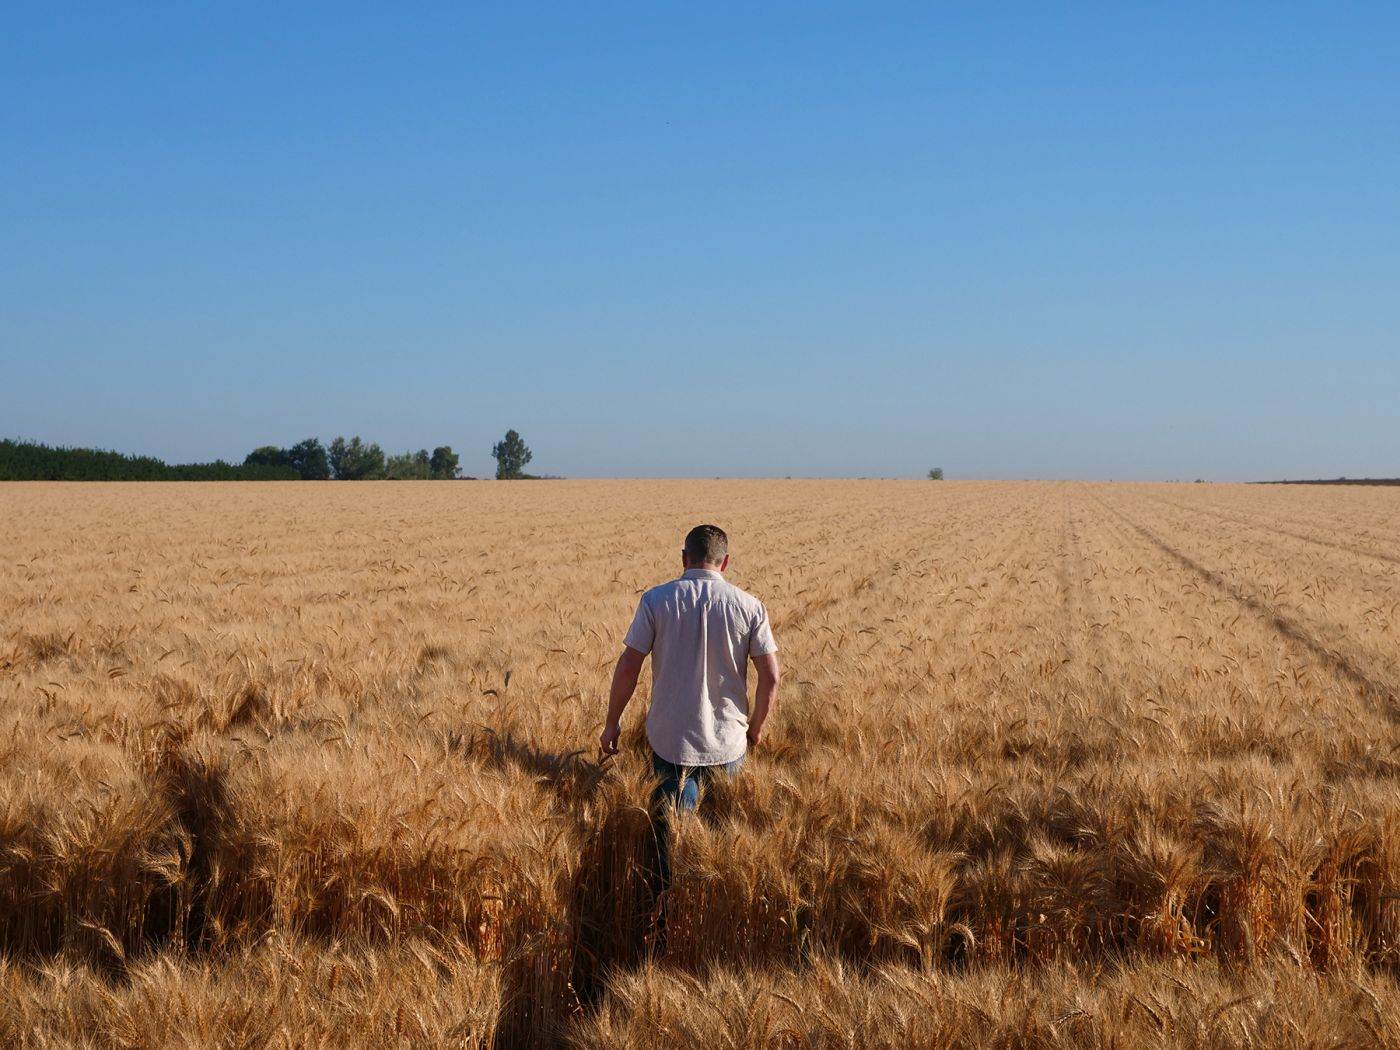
[
  {"xmin": 572, "ymin": 955, "xmax": 1400, "ymax": 1048},
  {"xmin": 0, "ymin": 936, "xmax": 501, "ymax": 1048},
  {"xmin": 1, "ymin": 479, "xmax": 1397, "ymax": 1047}
]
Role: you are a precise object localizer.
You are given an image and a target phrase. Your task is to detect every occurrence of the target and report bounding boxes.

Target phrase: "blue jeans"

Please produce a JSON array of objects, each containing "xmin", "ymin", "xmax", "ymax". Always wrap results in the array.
[
  {"xmin": 650, "ymin": 750, "xmax": 745, "ymax": 815},
  {"xmin": 648, "ymin": 750, "xmax": 744, "ymax": 934}
]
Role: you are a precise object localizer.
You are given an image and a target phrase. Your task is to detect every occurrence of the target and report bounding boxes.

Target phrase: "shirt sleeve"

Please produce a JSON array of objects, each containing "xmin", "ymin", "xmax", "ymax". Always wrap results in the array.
[
  {"xmin": 622, "ymin": 594, "xmax": 655, "ymax": 654},
  {"xmin": 749, "ymin": 602, "xmax": 778, "ymax": 657}
]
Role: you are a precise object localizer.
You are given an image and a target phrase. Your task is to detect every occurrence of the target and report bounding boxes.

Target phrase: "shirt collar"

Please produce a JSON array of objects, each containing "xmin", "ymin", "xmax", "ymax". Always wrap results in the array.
[{"xmin": 682, "ymin": 568, "xmax": 725, "ymax": 580}]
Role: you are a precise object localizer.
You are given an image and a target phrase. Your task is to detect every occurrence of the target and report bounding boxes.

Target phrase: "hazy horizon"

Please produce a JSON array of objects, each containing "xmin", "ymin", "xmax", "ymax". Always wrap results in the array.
[{"xmin": 4, "ymin": 5, "xmax": 1397, "ymax": 482}]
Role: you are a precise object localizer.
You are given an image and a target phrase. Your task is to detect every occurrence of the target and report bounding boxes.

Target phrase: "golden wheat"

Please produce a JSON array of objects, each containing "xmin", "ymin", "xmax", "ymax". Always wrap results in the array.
[{"xmin": 0, "ymin": 479, "xmax": 1397, "ymax": 1047}]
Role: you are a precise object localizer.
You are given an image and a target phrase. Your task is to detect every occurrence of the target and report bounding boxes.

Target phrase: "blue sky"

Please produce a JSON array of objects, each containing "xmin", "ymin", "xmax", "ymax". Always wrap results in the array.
[{"xmin": 3, "ymin": 3, "xmax": 1397, "ymax": 479}]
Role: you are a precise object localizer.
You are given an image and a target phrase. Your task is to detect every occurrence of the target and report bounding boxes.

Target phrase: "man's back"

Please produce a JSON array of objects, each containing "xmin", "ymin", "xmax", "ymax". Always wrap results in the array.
[{"xmin": 624, "ymin": 567, "xmax": 777, "ymax": 766}]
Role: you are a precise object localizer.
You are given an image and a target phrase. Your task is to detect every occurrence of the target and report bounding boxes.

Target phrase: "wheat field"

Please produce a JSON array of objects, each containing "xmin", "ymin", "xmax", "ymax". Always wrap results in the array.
[{"xmin": 1, "ymin": 479, "xmax": 1398, "ymax": 1047}]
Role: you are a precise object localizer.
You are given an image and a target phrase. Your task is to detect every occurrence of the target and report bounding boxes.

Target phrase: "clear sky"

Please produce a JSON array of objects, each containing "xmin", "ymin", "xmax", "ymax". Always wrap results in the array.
[{"xmin": 3, "ymin": 4, "xmax": 1397, "ymax": 480}]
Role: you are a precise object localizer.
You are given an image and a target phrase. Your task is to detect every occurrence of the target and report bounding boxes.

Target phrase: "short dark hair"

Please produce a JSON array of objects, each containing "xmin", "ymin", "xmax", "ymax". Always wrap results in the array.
[{"xmin": 684, "ymin": 524, "xmax": 728, "ymax": 565}]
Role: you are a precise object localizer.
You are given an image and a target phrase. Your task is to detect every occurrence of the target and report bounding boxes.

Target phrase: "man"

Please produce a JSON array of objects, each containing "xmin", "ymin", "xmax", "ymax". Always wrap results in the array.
[{"xmin": 599, "ymin": 524, "xmax": 781, "ymax": 826}]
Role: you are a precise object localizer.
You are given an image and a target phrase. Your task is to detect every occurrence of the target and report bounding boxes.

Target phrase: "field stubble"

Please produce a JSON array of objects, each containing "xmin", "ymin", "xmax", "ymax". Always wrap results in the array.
[{"xmin": 1, "ymin": 479, "xmax": 1398, "ymax": 1047}]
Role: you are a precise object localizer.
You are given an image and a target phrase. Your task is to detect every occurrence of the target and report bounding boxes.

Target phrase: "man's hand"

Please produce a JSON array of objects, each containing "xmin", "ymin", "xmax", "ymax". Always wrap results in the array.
[
  {"xmin": 599, "ymin": 721, "xmax": 621, "ymax": 757},
  {"xmin": 748, "ymin": 652, "xmax": 780, "ymax": 752},
  {"xmin": 600, "ymin": 646, "xmax": 646, "ymax": 759}
]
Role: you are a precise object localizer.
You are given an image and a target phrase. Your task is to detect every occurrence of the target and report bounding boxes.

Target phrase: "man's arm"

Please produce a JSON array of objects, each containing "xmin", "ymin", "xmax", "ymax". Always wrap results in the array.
[
  {"xmin": 747, "ymin": 652, "xmax": 781, "ymax": 747},
  {"xmin": 599, "ymin": 645, "xmax": 646, "ymax": 756}
]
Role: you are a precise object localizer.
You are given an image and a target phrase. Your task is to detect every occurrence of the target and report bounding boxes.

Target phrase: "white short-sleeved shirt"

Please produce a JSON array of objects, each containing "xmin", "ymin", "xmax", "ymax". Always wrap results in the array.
[{"xmin": 623, "ymin": 567, "xmax": 778, "ymax": 766}]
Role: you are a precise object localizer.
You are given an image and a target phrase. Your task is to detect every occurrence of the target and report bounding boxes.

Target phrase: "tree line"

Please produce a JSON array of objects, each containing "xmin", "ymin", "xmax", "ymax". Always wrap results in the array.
[
  {"xmin": 247, "ymin": 431, "xmax": 536, "ymax": 480},
  {"xmin": 1, "ymin": 430, "xmax": 539, "ymax": 481},
  {"xmin": 0, "ymin": 439, "xmax": 297, "ymax": 481},
  {"xmin": 244, "ymin": 438, "xmax": 462, "ymax": 480}
]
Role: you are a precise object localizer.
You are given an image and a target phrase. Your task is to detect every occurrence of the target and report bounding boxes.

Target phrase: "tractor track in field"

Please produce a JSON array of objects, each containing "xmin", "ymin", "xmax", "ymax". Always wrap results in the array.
[
  {"xmin": 1147, "ymin": 496, "xmax": 1400, "ymax": 570},
  {"xmin": 1057, "ymin": 496, "xmax": 1099, "ymax": 667},
  {"xmin": 1061, "ymin": 494, "xmax": 1125, "ymax": 699},
  {"xmin": 1095, "ymin": 495, "xmax": 1399, "ymax": 723}
]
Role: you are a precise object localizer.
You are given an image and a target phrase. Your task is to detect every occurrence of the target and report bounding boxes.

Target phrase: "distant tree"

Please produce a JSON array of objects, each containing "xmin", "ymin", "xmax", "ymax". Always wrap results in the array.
[
  {"xmin": 287, "ymin": 438, "xmax": 331, "ymax": 480},
  {"xmin": 927, "ymin": 467, "xmax": 945, "ymax": 480},
  {"xmin": 329, "ymin": 436, "xmax": 386, "ymax": 480},
  {"xmin": 244, "ymin": 445, "xmax": 292, "ymax": 469},
  {"xmin": 385, "ymin": 449, "xmax": 433, "ymax": 480},
  {"xmin": 360, "ymin": 441, "xmax": 387, "ymax": 479},
  {"xmin": 492, "ymin": 429, "xmax": 533, "ymax": 480},
  {"xmin": 385, "ymin": 453, "xmax": 414, "ymax": 479},
  {"xmin": 430, "ymin": 445, "xmax": 461, "ymax": 479},
  {"xmin": 329, "ymin": 437, "xmax": 349, "ymax": 478}
]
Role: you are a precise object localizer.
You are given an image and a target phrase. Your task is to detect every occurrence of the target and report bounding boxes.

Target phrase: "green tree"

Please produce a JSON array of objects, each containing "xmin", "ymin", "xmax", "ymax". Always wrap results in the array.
[
  {"xmin": 287, "ymin": 438, "xmax": 330, "ymax": 480},
  {"xmin": 928, "ymin": 468, "xmax": 944, "ymax": 480},
  {"xmin": 0, "ymin": 439, "xmax": 295, "ymax": 480},
  {"xmin": 329, "ymin": 437, "xmax": 349, "ymax": 478},
  {"xmin": 329, "ymin": 436, "xmax": 386, "ymax": 480},
  {"xmin": 429, "ymin": 445, "xmax": 460, "ymax": 479},
  {"xmin": 385, "ymin": 450, "xmax": 432, "ymax": 479},
  {"xmin": 244, "ymin": 445, "xmax": 291, "ymax": 469},
  {"xmin": 491, "ymin": 429, "xmax": 533, "ymax": 480}
]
